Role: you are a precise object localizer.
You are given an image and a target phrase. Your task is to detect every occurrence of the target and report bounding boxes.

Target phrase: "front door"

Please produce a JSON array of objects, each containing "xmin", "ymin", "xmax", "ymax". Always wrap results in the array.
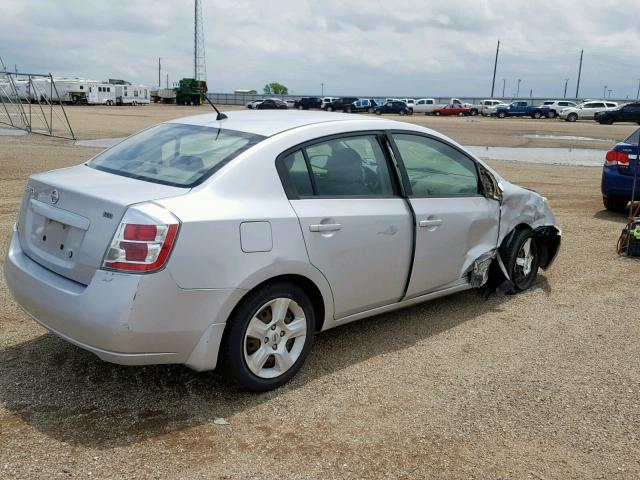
[
  {"xmin": 390, "ymin": 133, "xmax": 500, "ymax": 297},
  {"xmin": 280, "ymin": 134, "xmax": 413, "ymax": 318}
]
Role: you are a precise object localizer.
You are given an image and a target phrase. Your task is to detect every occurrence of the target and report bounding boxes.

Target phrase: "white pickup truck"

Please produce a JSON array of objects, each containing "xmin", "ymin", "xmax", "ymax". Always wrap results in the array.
[{"xmin": 412, "ymin": 98, "xmax": 437, "ymax": 114}]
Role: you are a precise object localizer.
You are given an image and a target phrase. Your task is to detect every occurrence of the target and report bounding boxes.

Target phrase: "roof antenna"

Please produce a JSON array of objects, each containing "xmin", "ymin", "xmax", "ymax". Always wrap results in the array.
[{"xmin": 204, "ymin": 93, "xmax": 228, "ymax": 120}]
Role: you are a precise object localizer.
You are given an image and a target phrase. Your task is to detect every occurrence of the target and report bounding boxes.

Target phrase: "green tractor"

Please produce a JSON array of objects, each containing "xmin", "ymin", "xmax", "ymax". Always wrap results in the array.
[{"xmin": 175, "ymin": 78, "xmax": 208, "ymax": 106}]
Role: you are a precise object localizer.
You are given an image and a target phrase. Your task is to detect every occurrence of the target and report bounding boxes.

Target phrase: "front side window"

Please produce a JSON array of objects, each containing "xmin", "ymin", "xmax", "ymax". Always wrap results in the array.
[
  {"xmin": 392, "ymin": 134, "xmax": 479, "ymax": 196},
  {"xmin": 89, "ymin": 124, "xmax": 264, "ymax": 187},
  {"xmin": 280, "ymin": 135, "xmax": 395, "ymax": 197}
]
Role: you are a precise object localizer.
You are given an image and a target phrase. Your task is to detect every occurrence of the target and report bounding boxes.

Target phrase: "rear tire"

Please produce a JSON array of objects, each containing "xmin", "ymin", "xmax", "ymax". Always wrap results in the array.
[
  {"xmin": 435, "ymin": 111, "xmax": 441, "ymax": 116},
  {"xmin": 603, "ymin": 195, "xmax": 628, "ymax": 213},
  {"xmin": 532, "ymin": 111, "xmax": 542, "ymax": 119},
  {"xmin": 500, "ymin": 229, "xmax": 540, "ymax": 293},
  {"xmin": 567, "ymin": 113, "xmax": 578, "ymax": 122},
  {"xmin": 470, "ymin": 109, "xmax": 478, "ymax": 116},
  {"xmin": 219, "ymin": 282, "xmax": 315, "ymax": 392},
  {"xmin": 399, "ymin": 110, "xmax": 406, "ymax": 116},
  {"xmin": 497, "ymin": 111, "xmax": 506, "ymax": 118}
]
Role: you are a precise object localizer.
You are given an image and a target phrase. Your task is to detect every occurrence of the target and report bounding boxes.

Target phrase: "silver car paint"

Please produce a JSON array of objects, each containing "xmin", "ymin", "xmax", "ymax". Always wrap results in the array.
[
  {"xmin": 406, "ymin": 196, "xmax": 500, "ymax": 298},
  {"xmin": 291, "ymin": 198, "xmax": 413, "ymax": 318},
  {"xmin": 5, "ymin": 111, "xmax": 560, "ymax": 372}
]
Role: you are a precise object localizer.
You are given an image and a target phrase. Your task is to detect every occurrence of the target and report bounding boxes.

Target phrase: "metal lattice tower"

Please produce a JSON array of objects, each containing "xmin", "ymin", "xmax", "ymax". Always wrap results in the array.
[{"xmin": 193, "ymin": 0, "xmax": 207, "ymax": 82}]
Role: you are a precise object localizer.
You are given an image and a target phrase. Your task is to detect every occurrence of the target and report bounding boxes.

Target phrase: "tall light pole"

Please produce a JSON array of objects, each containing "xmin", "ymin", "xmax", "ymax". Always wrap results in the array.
[
  {"xmin": 158, "ymin": 57, "xmax": 161, "ymax": 89},
  {"xmin": 321, "ymin": 83, "xmax": 324, "ymax": 96},
  {"xmin": 575, "ymin": 49, "xmax": 583, "ymax": 98},
  {"xmin": 603, "ymin": 85, "xmax": 607, "ymax": 99},
  {"xmin": 490, "ymin": 40, "xmax": 500, "ymax": 97},
  {"xmin": 516, "ymin": 79, "xmax": 521, "ymax": 98},
  {"xmin": 502, "ymin": 78, "xmax": 506, "ymax": 98},
  {"xmin": 563, "ymin": 78, "xmax": 569, "ymax": 98},
  {"xmin": 636, "ymin": 79, "xmax": 640, "ymax": 100},
  {"xmin": 608, "ymin": 89, "xmax": 612, "ymax": 99}
]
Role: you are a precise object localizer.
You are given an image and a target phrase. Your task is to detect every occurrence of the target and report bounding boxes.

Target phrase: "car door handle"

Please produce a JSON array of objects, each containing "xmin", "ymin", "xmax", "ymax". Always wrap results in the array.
[
  {"xmin": 309, "ymin": 223, "xmax": 342, "ymax": 232},
  {"xmin": 419, "ymin": 219, "xmax": 443, "ymax": 228}
]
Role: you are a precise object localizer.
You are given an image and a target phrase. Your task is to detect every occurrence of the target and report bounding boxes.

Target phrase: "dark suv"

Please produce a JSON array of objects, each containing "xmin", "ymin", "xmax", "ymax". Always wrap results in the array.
[
  {"xmin": 595, "ymin": 103, "xmax": 640, "ymax": 125},
  {"xmin": 374, "ymin": 101, "xmax": 413, "ymax": 116},
  {"xmin": 293, "ymin": 97, "xmax": 322, "ymax": 110},
  {"xmin": 326, "ymin": 97, "xmax": 359, "ymax": 112}
]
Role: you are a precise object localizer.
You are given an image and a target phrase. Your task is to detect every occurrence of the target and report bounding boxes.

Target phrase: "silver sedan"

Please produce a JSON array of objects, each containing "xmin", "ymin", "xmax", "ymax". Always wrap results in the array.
[{"xmin": 4, "ymin": 111, "xmax": 560, "ymax": 391}]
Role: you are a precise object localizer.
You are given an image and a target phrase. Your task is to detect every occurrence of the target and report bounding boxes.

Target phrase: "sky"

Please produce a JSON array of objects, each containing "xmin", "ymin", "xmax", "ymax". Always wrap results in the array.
[{"xmin": 1, "ymin": 0, "xmax": 640, "ymax": 99}]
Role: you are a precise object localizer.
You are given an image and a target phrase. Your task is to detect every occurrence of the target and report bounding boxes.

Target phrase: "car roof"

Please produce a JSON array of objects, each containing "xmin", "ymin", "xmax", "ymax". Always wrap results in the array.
[{"xmin": 168, "ymin": 110, "xmax": 416, "ymax": 137}]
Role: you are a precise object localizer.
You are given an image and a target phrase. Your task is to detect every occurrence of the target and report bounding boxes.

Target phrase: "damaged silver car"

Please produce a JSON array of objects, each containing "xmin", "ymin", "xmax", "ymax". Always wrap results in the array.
[{"xmin": 4, "ymin": 111, "xmax": 560, "ymax": 391}]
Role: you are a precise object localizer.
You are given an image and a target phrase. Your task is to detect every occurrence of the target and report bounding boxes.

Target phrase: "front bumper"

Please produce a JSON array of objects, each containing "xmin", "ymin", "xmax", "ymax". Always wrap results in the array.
[{"xmin": 4, "ymin": 228, "xmax": 244, "ymax": 370}]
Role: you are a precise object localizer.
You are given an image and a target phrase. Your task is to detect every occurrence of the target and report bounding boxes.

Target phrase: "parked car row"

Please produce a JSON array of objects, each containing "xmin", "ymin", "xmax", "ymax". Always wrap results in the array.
[{"xmin": 247, "ymin": 96, "xmax": 640, "ymax": 124}]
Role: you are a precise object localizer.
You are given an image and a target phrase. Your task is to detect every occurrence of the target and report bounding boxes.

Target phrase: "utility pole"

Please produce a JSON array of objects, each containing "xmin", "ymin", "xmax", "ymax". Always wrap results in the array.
[
  {"xmin": 564, "ymin": 78, "xmax": 569, "ymax": 98},
  {"xmin": 636, "ymin": 79, "xmax": 640, "ymax": 100},
  {"xmin": 193, "ymin": 0, "xmax": 207, "ymax": 82},
  {"xmin": 502, "ymin": 78, "xmax": 506, "ymax": 98},
  {"xmin": 158, "ymin": 57, "xmax": 161, "ymax": 89},
  {"xmin": 321, "ymin": 82, "xmax": 324, "ymax": 96},
  {"xmin": 608, "ymin": 89, "xmax": 612, "ymax": 99},
  {"xmin": 603, "ymin": 85, "xmax": 607, "ymax": 98},
  {"xmin": 166, "ymin": 73, "xmax": 169, "ymax": 89},
  {"xmin": 529, "ymin": 88, "xmax": 533, "ymax": 99},
  {"xmin": 575, "ymin": 49, "xmax": 583, "ymax": 98},
  {"xmin": 490, "ymin": 40, "xmax": 500, "ymax": 97},
  {"xmin": 516, "ymin": 78, "xmax": 521, "ymax": 98}
]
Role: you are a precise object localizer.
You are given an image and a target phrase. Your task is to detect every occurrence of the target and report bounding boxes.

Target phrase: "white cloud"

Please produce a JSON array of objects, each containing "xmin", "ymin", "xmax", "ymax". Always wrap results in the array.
[{"xmin": 1, "ymin": 0, "xmax": 639, "ymax": 98}]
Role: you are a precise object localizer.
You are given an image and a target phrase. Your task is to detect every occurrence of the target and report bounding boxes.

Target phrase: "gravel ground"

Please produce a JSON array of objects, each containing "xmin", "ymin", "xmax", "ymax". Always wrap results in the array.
[{"xmin": 1, "ymin": 105, "xmax": 639, "ymax": 479}]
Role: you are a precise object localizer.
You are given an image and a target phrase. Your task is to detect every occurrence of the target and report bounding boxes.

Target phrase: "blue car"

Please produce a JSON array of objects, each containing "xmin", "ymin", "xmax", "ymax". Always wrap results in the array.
[{"xmin": 602, "ymin": 128, "xmax": 640, "ymax": 212}]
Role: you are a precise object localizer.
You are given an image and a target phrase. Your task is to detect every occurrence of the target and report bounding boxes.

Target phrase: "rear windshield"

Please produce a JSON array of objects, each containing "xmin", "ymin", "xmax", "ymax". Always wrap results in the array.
[
  {"xmin": 623, "ymin": 128, "xmax": 640, "ymax": 146},
  {"xmin": 88, "ymin": 123, "xmax": 265, "ymax": 187}
]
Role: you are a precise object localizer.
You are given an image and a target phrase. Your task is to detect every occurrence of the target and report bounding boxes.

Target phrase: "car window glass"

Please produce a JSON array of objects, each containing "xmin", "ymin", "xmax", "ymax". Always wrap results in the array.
[
  {"xmin": 624, "ymin": 129, "xmax": 640, "ymax": 145},
  {"xmin": 281, "ymin": 150, "xmax": 313, "ymax": 197},
  {"xmin": 303, "ymin": 135, "xmax": 394, "ymax": 197},
  {"xmin": 393, "ymin": 134, "xmax": 479, "ymax": 196}
]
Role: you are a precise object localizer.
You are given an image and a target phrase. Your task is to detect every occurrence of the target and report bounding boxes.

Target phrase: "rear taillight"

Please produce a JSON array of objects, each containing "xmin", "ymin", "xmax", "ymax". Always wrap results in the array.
[
  {"xmin": 102, "ymin": 203, "xmax": 180, "ymax": 273},
  {"xmin": 605, "ymin": 149, "xmax": 629, "ymax": 167}
]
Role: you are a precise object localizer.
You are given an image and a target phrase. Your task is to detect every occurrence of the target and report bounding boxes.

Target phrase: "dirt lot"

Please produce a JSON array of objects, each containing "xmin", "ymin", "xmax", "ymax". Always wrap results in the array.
[{"xmin": 1, "ymin": 105, "xmax": 639, "ymax": 479}]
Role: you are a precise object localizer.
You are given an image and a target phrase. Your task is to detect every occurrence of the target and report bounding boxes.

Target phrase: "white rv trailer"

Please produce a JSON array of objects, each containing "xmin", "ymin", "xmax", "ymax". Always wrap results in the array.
[
  {"xmin": 87, "ymin": 84, "xmax": 116, "ymax": 105},
  {"xmin": 114, "ymin": 84, "xmax": 150, "ymax": 105}
]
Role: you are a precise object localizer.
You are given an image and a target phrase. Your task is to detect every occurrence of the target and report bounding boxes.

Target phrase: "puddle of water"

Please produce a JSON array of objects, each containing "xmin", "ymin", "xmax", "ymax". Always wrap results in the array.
[
  {"xmin": 522, "ymin": 134, "xmax": 613, "ymax": 143},
  {"xmin": 0, "ymin": 128, "xmax": 29, "ymax": 136},
  {"xmin": 74, "ymin": 137, "xmax": 124, "ymax": 148},
  {"xmin": 467, "ymin": 145, "xmax": 604, "ymax": 167}
]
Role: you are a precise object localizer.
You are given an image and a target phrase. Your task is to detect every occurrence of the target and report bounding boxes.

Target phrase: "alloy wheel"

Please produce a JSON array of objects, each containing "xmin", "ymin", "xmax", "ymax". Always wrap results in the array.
[
  {"xmin": 514, "ymin": 238, "xmax": 535, "ymax": 286},
  {"xmin": 243, "ymin": 298, "xmax": 307, "ymax": 379}
]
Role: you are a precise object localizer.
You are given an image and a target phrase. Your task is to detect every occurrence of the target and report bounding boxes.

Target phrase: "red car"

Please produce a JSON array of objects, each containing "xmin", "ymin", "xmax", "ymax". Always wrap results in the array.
[{"xmin": 433, "ymin": 104, "xmax": 471, "ymax": 116}]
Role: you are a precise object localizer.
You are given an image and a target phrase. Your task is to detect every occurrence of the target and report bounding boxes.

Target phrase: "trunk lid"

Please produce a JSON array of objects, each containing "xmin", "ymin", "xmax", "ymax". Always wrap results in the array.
[
  {"xmin": 615, "ymin": 143, "xmax": 640, "ymax": 177},
  {"xmin": 18, "ymin": 165, "xmax": 187, "ymax": 285}
]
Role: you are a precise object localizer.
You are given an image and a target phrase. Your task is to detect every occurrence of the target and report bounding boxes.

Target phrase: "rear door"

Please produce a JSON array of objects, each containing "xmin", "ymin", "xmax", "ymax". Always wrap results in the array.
[
  {"xmin": 279, "ymin": 133, "xmax": 413, "ymax": 318},
  {"xmin": 389, "ymin": 133, "xmax": 500, "ymax": 297}
]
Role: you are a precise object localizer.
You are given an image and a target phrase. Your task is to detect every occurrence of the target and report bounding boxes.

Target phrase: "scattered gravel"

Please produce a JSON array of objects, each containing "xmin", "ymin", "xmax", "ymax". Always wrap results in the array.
[{"xmin": 0, "ymin": 106, "xmax": 638, "ymax": 479}]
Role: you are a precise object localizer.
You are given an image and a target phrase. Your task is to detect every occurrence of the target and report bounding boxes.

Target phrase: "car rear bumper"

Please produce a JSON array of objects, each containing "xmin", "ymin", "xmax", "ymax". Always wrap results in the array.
[
  {"xmin": 4, "ymin": 228, "xmax": 244, "ymax": 370},
  {"xmin": 601, "ymin": 166, "xmax": 636, "ymax": 198}
]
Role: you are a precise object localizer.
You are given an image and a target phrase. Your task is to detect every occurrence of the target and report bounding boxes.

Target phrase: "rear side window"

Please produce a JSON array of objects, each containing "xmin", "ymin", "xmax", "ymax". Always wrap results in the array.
[
  {"xmin": 279, "ymin": 135, "xmax": 395, "ymax": 198},
  {"xmin": 89, "ymin": 123, "xmax": 264, "ymax": 187},
  {"xmin": 392, "ymin": 134, "xmax": 479, "ymax": 196}
]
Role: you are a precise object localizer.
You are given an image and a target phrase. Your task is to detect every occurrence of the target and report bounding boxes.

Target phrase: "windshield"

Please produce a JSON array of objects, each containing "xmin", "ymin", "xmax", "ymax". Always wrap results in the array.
[
  {"xmin": 88, "ymin": 123, "xmax": 264, "ymax": 187},
  {"xmin": 623, "ymin": 128, "xmax": 640, "ymax": 146}
]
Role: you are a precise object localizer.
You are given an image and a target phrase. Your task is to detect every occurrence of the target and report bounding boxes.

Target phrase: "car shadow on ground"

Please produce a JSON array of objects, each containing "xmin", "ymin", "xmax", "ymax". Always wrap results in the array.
[{"xmin": 0, "ymin": 278, "xmax": 551, "ymax": 450}]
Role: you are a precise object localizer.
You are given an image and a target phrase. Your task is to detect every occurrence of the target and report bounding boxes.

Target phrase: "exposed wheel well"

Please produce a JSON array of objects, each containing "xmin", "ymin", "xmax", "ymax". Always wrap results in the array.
[
  {"xmin": 231, "ymin": 274, "xmax": 326, "ymax": 333},
  {"xmin": 501, "ymin": 223, "xmax": 560, "ymax": 270}
]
